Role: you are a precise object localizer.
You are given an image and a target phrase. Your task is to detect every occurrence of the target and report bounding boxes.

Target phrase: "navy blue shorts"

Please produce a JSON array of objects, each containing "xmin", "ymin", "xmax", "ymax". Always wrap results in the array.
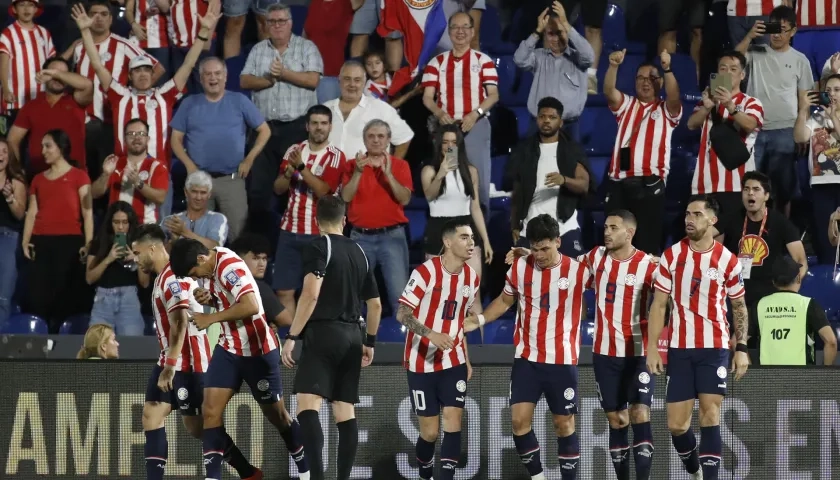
[
  {"xmin": 406, "ymin": 364, "xmax": 468, "ymax": 417},
  {"xmin": 593, "ymin": 354, "xmax": 654, "ymax": 412},
  {"xmin": 273, "ymin": 230, "xmax": 319, "ymax": 291},
  {"xmin": 666, "ymin": 348, "xmax": 730, "ymax": 403},
  {"xmin": 509, "ymin": 358, "xmax": 578, "ymax": 415},
  {"xmin": 144, "ymin": 365, "xmax": 204, "ymax": 416},
  {"xmin": 205, "ymin": 345, "xmax": 284, "ymax": 404}
]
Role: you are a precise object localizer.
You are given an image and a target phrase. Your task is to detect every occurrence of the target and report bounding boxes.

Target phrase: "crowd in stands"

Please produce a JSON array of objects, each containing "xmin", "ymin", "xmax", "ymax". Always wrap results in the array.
[{"xmin": 0, "ymin": 0, "xmax": 839, "ymax": 349}]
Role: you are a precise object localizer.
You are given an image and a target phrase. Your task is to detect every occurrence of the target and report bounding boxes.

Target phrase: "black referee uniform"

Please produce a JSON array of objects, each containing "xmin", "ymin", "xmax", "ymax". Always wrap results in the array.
[{"xmin": 293, "ymin": 233, "xmax": 380, "ymax": 404}]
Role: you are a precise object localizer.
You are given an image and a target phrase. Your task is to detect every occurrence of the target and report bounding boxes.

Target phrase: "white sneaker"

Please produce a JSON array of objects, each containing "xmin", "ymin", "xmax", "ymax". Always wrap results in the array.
[
  {"xmin": 298, "ymin": 473, "xmax": 310, "ymax": 480},
  {"xmin": 690, "ymin": 469, "xmax": 703, "ymax": 479}
]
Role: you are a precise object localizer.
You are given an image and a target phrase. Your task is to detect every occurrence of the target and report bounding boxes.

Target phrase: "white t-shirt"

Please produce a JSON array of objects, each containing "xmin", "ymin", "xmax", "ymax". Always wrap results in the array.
[
  {"xmin": 805, "ymin": 112, "xmax": 840, "ymax": 185},
  {"xmin": 522, "ymin": 142, "xmax": 579, "ymax": 236}
]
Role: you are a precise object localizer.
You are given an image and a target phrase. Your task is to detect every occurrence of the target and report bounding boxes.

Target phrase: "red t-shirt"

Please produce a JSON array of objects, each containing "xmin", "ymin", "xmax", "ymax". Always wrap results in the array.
[
  {"xmin": 107, "ymin": 156, "xmax": 169, "ymax": 224},
  {"xmin": 303, "ymin": 0, "xmax": 354, "ymax": 77},
  {"xmin": 340, "ymin": 156, "xmax": 413, "ymax": 229},
  {"xmin": 30, "ymin": 167, "xmax": 91, "ymax": 236},
  {"xmin": 14, "ymin": 93, "xmax": 87, "ymax": 175}
]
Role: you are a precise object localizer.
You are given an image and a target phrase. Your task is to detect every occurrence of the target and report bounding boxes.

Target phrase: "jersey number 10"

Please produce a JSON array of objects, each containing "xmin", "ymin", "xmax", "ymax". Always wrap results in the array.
[{"xmin": 441, "ymin": 300, "xmax": 458, "ymax": 321}]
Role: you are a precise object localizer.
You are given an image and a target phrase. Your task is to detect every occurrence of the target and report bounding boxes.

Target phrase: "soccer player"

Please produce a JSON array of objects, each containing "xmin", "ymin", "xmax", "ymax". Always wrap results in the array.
[
  {"xmin": 646, "ymin": 195, "xmax": 749, "ymax": 480},
  {"xmin": 130, "ymin": 224, "xmax": 260, "ymax": 480},
  {"xmin": 396, "ymin": 219, "xmax": 479, "ymax": 480},
  {"xmin": 465, "ymin": 214, "xmax": 590, "ymax": 480},
  {"xmin": 169, "ymin": 238, "xmax": 310, "ymax": 480},
  {"xmin": 281, "ymin": 196, "xmax": 382, "ymax": 480}
]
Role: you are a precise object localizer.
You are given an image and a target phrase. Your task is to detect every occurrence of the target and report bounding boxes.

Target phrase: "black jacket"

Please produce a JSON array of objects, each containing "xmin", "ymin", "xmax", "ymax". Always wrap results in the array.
[{"xmin": 506, "ymin": 132, "xmax": 595, "ymax": 230}]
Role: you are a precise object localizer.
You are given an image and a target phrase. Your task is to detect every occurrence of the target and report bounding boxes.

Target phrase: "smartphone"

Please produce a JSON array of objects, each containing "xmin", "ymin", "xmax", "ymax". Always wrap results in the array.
[
  {"xmin": 709, "ymin": 72, "xmax": 731, "ymax": 93},
  {"xmin": 28, "ymin": 245, "xmax": 35, "ymax": 261},
  {"xmin": 115, "ymin": 232, "xmax": 127, "ymax": 249},
  {"xmin": 445, "ymin": 146, "xmax": 458, "ymax": 166},
  {"xmin": 809, "ymin": 91, "xmax": 832, "ymax": 106},
  {"xmin": 763, "ymin": 22, "xmax": 782, "ymax": 34}
]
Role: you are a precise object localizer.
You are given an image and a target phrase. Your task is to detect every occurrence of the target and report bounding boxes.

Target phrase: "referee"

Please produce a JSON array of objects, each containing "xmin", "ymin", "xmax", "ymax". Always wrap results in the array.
[{"xmin": 280, "ymin": 195, "xmax": 382, "ymax": 480}]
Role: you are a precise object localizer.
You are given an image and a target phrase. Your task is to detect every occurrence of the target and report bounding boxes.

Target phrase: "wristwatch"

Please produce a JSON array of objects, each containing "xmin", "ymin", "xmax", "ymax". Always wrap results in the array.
[
  {"xmin": 285, "ymin": 333, "xmax": 301, "ymax": 341},
  {"xmin": 135, "ymin": 180, "xmax": 145, "ymax": 190},
  {"xmin": 476, "ymin": 107, "xmax": 485, "ymax": 117},
  {"xmin": 296, "ymin": 163, "xmax": 306, "ymax": 172}
]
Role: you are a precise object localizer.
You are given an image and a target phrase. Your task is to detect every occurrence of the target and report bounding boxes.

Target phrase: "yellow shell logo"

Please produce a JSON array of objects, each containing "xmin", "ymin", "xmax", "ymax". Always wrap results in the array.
[
  {"xmin": 404, "ymin": 0, "xmax": 436, "ymax": 9},
  {"xmin": 740, "ymin": 234, "xmax": 769, "ymax": 266}
]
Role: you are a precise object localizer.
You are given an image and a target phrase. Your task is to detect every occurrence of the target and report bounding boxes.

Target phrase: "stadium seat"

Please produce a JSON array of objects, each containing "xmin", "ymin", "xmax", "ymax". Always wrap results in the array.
[
  {"xmin": 579, "ymin": 106, "xmax": 617, "ymax": 154},
  {"xmin": 492, "ymin": 319, "xmax": 516, "ymax": 344},
  {"xmin": 670, "ymin": 53, "xmax": 699, "ymax": 93},
  {"xmin": 289, "ymin": 5, "xmax": 308, "ymax": 36},
  {"xmin": 587, "ymin": 155, "xmax": 611, "ymax": 191},
  {"xmin": 800, "ymin": 265, "xmax": 840, "ymax": 317},
  {"xmin": 581, "ymin": 320, "xmax": 595, "ymax": 346},
  {"xmin": 495, "ymin": 56, "xmax": 518, "ymax": 107},
  {"xmin": 404, "ymin": 209, "xmax": 427, "ymax": 248},
  {"xmin": 601, "ymin": 4, "xmax": 627, "ymax": 51},
  {"xmin": 59, "ymin": 314, "xmax": 90, "ymax": 335},
  {"xmin": 584, "ymin": 289, "xmax": 596, "ymax": 319},
  {"xmin": 491, "ymin": 155, "xmax": 509, "ymax": 189},
  {"xmin": 1, "ymin": 314, "xmax": 48, "ymax": 334},
  {"xmin": 511, "ymin": 107, "xmax": 532, "ymax": 140},
  {"xmin": 225, "ymin": 55, "xmax": 249, "ymax": 93},
  {"xmin": 465, "ymin": 328, "xmax": 483, "ymax": 345},
  {"xmin": 512, "ymin": 70, "xmax": 533, "ymax": 108},
  {"xmin": 378, "ymin": 317, "xmax": 406, "ymax": 343},
  {"xmin": 481, "ymin": 6, "xmax": 516, "ymax": 55}
]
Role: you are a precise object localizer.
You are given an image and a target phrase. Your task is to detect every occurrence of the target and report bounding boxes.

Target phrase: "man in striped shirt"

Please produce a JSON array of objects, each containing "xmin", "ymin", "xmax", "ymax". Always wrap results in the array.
[
  {"xmin": 272, "ymin": 104, "xmax": 345, "ymax": 319},
  {"xmin": 604, "ymin": 48, "xmax": 682, "ymax": 255},
  {"xmin": 646, "ymin": 195, "xmax": 750, "ymax": 480},
  {"xmin": 465, "ymin": 214, "xmax": 589, "ymax": 480},
  {"xmin": 397, "ymin": 219, "xmax": 478, "ymax": 480},
  {"xmin": 131, "ymin": 224, "xmax": 261, "ymax": 480},
  {"xmin": 169, "ymin": 238, "xmax": 310, "ymax": 480}
]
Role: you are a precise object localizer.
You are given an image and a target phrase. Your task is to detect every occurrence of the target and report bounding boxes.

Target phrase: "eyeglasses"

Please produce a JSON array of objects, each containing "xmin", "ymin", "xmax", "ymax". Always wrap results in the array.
[
  {"xmin": 266, "ymin": 18, "xmax": 290, "ymax": 27},
  {"xmin": 636, "ymin": 76, "xmax": 661, "ymax": 83},
  {"xmin": 449, "ymin": 25, "xmax": 472, "ymax": 32},
  {"xmin": 126, "ymin": 131, "xmax": 148, "ymax": 137}
]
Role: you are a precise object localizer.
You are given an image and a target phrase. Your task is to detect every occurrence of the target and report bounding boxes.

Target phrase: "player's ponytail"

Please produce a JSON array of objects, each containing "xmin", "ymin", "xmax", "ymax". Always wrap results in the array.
[{"xmin": 77, "ymin": 324, "xmax": 115, "ymax": 359}]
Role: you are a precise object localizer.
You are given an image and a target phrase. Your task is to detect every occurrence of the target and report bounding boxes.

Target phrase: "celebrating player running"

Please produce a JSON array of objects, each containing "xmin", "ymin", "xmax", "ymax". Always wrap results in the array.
[
  {"xmin": 465, "ymin": 214, "xmax": 589, "ymax": 480},
  {"xmin": 397, "ymin": 219, "xmax": 479, "ymax": 480},
  {"xmin": 646, "ymin": 195, "xmax": 749, "ymax": 480}
]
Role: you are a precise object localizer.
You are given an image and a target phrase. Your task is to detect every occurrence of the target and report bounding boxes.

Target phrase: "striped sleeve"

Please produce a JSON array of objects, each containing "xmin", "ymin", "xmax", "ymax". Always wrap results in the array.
[
  {"xmin": 163, "ymin": 276, "xmax": 192, "ymax": 312},
  {"xmin": 663, "ymin": 101, "xmax": 683, "ymax": 125},
  {"xmin": 44, "ymin": 29, "xmax": 55, "ymax": 57},
  {"xmin": 610, "ymin": 92, "xmax": 632, "ymax": 115},
  {"xmin": 219, "ymin": 262, "xmax": 255, "ymax": 302},
  {"xmin": 743, "ymin": 96, "xmax": 764, "ymax": 129},
  {"xmin": 0, "ymin": 29, "xmax": 13, "ymax": 57},
  {"xmin": 653, "ymin": 251, "xmax": 674, "ymax": 294},
  {"xmin": 399, "ymin": 264, "xmax": 431, "ymax": 309},
  {"xmin": 724, "ymin": 254, "xmax": 746, "ymax": 298},
  {"xmin": 503, "ymin": 260, "xmax": 519, "ymax": 296},
  {"xmin": 478, "ymin": 52, "xmax": 498, "ymax": 84},
  {"xmin": 421, "ymin": 55, "xmax": 442, "ymax": 88}
]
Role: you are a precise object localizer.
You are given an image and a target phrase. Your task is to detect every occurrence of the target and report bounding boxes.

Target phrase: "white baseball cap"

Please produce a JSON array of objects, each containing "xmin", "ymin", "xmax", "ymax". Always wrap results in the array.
[{"xmin": 129, "ymin": 56, "xmax": 154, "ymax": 70}]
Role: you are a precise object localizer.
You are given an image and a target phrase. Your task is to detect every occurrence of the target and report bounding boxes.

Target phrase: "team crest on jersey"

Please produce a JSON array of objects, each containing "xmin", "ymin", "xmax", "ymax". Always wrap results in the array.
[
  {"xmin": 717, "ymin": 366, "xmax": 727, "ymax": 379},
  {"xmin": 169, "ymin": 282, "xmax": 182, "ymax": 296},
  {"xmin": 461, "ymin": 286, "xmax": 471, "ymax": 297},
  {"xmin": 177, "ymin": 387, "xmax": 188, "ymax": 400},
  {"xmin": 139, "ymin": 170, "xmax": 150, "ymax": 181},
  {"xmin": 471, "ymin": 63, "xmax": 481, "ymax": 73},
  {"xmin": 147, "ymin": 99, "xmax": 158, "ymax": 110},
  {"xmin": 100, "ymin": 51, "xmax": 112, "ymax": 63},
  {"xmin": 257, "ymin": 379, "xmax": 270, "ymax": 391},
  {"xmin": 650, "ymin": 110, "xmax": 661, "ymax": 120},
  {"xmin": 404, "ymin": 0, "xmax": 435, "ymax": 10},
  {"xmin": 313, "ymin": 164, "xmax": 324, "ymax": 176},
  {"xmin": 563, "ymin": 388, "xmax": 575, "ymax": 400},
  {"xmin": 624, "ymin": 274, "xmax": 637, "ymax": 286},
  {"xmin": 638, "ymin": 372, "xmax": 650, "ymax": 384},
  {"xmin": 456, "ymin": 380, "xmax": 467, "ymax": 393},
  {"xmin": 557, "ymin": 278, "xmax": 570, "ymax": 290},
  {"xmin": 705, "ymin": 268, "xmax": 719, "ymax": 280},
  {"xmin": 225, "ymin": 271, "xmax": 241, "ymax": 285},
  {"xmin": 735, "ymin": 105, "xmax": 744, "ymax": 112}
]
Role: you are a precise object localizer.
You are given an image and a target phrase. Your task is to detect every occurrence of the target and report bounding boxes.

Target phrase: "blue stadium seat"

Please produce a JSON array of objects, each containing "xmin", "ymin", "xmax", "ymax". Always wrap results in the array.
[
  {"xmin": 584, "ymin": 289, "xmax": 595, "ymax": 319},
  {"xmin": 1, "ymin": 314, "xmax": 48, "ymax": 334},
  {"xmin": 465, "ymin": 329, "xmax": 483, "ymax": 345},
  {"xmin": 800, "ymin": 266, "xmax": 840, "ymax": 317},
  {"xmin": 59, "ymin": 314, "xmax": 90, "ymax": 335},
  {"xmin": 481, "ymin": 6, "xmax": 516, "ymax": 55},
  {"xmin": 666, "ymin": 148, "xmax": 695, "ymax": 207},
  {"xmin": 492, "ymin": 319, "xmax": 516, "ymax": 344},
  {"xmin": 580, "ymin": 320, "xmax": 595, "ymax": 346},
  {"xmin": 491, "ymin": 155, "xmax": 508, "ymax": 188},
  {"xmin": 587, "ymin": 155, "xmax": 611, "ymax": 190},
  {"xmin": 290, "ymin": 5, "xmax": 308, "ymax": 36},
  {"xmin": 601, "ymin": 4, "xmax": 627, "ymax": 51},
  {"xmin": 670, "ymin": 53, "xmax": 699, "ymax": 93},
  {"xmin": 511, "ymin": 107, "xmax": 532, "ymax": 140},
  {"xmin": 404, "ymin": 209, "xmax": 427, "ymax": 247},
  {"xmin": 512, "ymin": 70, "xmax": 533, "ymax": 108},
  {"xmin": 378, "ymin": 317, "xmax": 406, "ymax": 343},
  {"xmin": 578, "ymin": 106, "xmax": 617, "ymax": 154},
  {"xmin": 490, "ymin": 195, "xmax": 511, "ymax": 212},
  {"xmin": 495, "ymin": 56, "xmax": 518, "ymax": 107},
  {"xmin": 225, "ymin": 55, "xmax": 249, "ymax": 93}
]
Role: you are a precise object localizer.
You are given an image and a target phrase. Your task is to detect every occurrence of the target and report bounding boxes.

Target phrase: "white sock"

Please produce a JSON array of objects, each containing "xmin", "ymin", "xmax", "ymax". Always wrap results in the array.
[
  {"xmin": 587, "ymin": 68, "xmax": 597, "ymax": 77},
  {"xmin": 533, "ymin": 474, "xmax": 547, "ymax": 480},
  {"xmin": 299, "ymin": 473, "xmax": 310, "ymax": 480}
]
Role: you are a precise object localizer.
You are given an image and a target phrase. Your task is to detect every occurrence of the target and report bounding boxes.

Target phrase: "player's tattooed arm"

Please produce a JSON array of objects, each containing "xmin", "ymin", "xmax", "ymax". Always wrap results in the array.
[
  {"xmin": 731, "ymin": 296, "xmax": 749, "ymax": 344},
  {"xmin": 396, "ymin": 304, "xmax": 433, "ymax": 337}
]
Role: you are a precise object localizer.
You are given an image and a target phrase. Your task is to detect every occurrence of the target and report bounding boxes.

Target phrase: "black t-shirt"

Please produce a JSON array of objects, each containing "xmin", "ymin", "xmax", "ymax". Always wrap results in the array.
[
  {"xmin": 302, "ymin": 234, "xmax": 379, "ymax": 323},
  {"xmin": 95, "ymin": 257, "xmax": 139, "ymax": 289},
  {"xmin": 256, "ymin": 279, "xmax": 284, "ymax": 327},
  {"xmin": 721, "ymin": 209, "xmax": 800, "ymax": 305}
]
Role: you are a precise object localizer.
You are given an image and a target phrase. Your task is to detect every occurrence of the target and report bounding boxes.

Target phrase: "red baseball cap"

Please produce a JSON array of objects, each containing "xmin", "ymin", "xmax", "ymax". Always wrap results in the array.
[{"xmin": 9, "ymin": 0, "xmax": 44, "ymax": 19}]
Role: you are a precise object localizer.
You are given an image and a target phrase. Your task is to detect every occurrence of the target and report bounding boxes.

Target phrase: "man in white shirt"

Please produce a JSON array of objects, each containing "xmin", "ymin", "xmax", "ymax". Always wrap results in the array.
[{"xmin": 324, "ymin": 61, "xmax": 413, "ymax": 160}]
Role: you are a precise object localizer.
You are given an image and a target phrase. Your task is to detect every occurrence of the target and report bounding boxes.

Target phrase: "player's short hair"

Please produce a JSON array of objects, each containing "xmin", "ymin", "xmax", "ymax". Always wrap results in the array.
[
  {"xmin": 537, "ymin": 97, "xmax": 565, "ymax": 118},
  {"xmin": 441, "ymin": 218, "xmax": 472, "ymax": 240},
  {"xmin": 686, "ymin": 194, "xmax": 721, "ymax": 218},
  {"xmin": 825, "ymin": 73, "xmax": 840, "ymax": 85},
  {"xmin": 169, "ymin": 238, "xmax": 210, "ymax": 277},
  {"xmin": 43, "ymin": 56, "xmax": 71, "ymax": 71},
  {"xmin": 230, "ymin": 233, "xmax": 271, "ymax": 257},
  {"xmin": 637, "ymin": 61, "xmax": 662, "ymax": 79},
  {"xmin": 769, "ymin": 5, "xmax": 796, "ymax": 26},
  {"xmin": 742, "ymin": 171, "xmax": 772, "ymax": 194},
  {"xmin": 316, "ymin": 195, "xmax": 346, "ymax": 225},
  {"xmin": 86, "ymin": 0, "xmax": 111, "ymax": 13},
  {"xmin": 606, "ymin": 209, "xmax": 637, "ymax": 228},
  {"xmin": 526, "ymin": 214, "xmax": 560, "ymax": 243},
  {"xmin": 719, "ymin": 50, "xmax": 747, "ymax": 70},
  {"xmin": 130, "ymin": 223, "xmax": 167, "ymax": 245},
  {"xmin": 448, "ymin": 11, "xmax": 474, "ymax": 29},
  {"xmin": 125, "ymin": 117, "xmax": 149, "ymax": 132},
  {"xmin": 306, "ymin": 104, "xmax": 332, "ymax": 123}
]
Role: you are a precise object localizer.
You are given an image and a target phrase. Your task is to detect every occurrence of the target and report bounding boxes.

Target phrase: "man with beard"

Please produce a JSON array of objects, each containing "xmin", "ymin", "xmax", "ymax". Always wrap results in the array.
[
  {"xmin": 508, "ymin": 96, "xmax": 594, "ymax": 258},
  {"xmin": 396, "ymin": 219, "xmax": 478, "ymax": 480},
  {"xmin": 90, "ymin": 118, "xmax": 169, "ymax": 224},
  {"xmin": 8, "ymin": 56, "xmax": 93, "ymax": 177},
  {"xmin": 171, "ymin": 56, "xmax": 271, "ymax": 242},
  {"xmin": 646, "ymin": 195, "xmax": 750, "ymax": 480},
  {"xmin": 272, "ymin": 104, "xmax": 346, "ymax": 319},
  {"xmin": 130, "ymin": 224, "xmax": 262, "ymax": 480}
]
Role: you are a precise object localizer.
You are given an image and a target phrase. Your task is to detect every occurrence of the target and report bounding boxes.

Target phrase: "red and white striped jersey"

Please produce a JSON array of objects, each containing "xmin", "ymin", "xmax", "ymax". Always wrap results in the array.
[
  {"xmin": 579, "ymin": 247, "xmax": 658, "ymax": 357},
  {"xmin": 797, "ymin": 0, "xmax": 839, "ymax": 27},
  {"xmin": 727, "ymin": 0, "xmax": 784, "ymax": 16},
  {"xmin": 0, "ymin": 22, "xmax": 55, "ymax": 110},
  {"xmin": 74, "ymin": 34, "xmax": 158, "ymax": 122},
  {"xmin": 654, "ymin": 239, "xmax": 745, "ymax": 349},
  {"xmin": 130, "ymin": 0, "xmax": 169, "ymax": 49},
  {"xmin": 421, "ymin": 49, "xmax": 499, "ymax": 120},
  {"xmin": 169, "ymin": 0, "xmax": 210, "ymax": 48},
  {"xmin": 107, "ymin": 156, "xmax": 169, "ymax": 224},
  {"xmin": 279, "ymin": 141, "xmax": 346, "ymax": 235},
  {"xmin": 108, "ymin": 78, "xmax": 182, "ymax": 167},
  {"xmin": 610, "ymin": 93, "xmax": 682, "ymax": 180},
  {"xmin": 364, "ymin": 75, "xmax": 391, "ymax": 101},
  {"xmin": 207, "ymin": 247, "xmax": 278, "ymax": 356},
  {"xmin": 399, "ymin": 257, "xmax": 479, "ymax": 373},
  {"xmin": 692, "ymin": 92, "xmax": 764, "ymax": 194},
  {"xmin": 152, "ymin": 263, "xmax": 212, "ymax": 372},
  {"xmin": 504, "ymin": 255, "xmax": 590, "ymax": 365}
]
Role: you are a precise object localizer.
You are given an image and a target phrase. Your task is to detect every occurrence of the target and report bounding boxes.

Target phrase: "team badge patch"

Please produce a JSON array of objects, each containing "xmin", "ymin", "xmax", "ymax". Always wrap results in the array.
[
  {"xmin": 168, "ymin": 282, "xmax": 182, "ymax": 296},
  {"xmin": 563, "ymin": 388, "xmax": 575, "ymax": 400},
  {"xmin": 557, "ymin": 278, "xmax": 570, "ymax": 290},
  {"xmin": 461, "ymin": 286, "xmax": 471, "ymax": 297},
  {"xmin": 624, "ymin": 274, "xmax": 637, "ymax": 286},
  {"xmin": 177, "ymin": 388, "xmax": 188, "ymax": 401},
  {"xmin": 225, "ymin": 271, "xmax": 241, "ymax": 285},
  {"xmin": 147, "ymin": 99, "xmax": 158, "ymax": 110},
  {"xmin": 717, "ymin": 366, "xmax": 727, "ymax": 379},
  {"xmin": 706, "ymin": 268, "xmax": 719, "ymax": 280},
  {"xmin": 257, "ymin": 379, "xmax": 270, "ymax": 392},
  {"xmin": 139, "ymin": 170, "xmax": 150, "ymax": 181},
  {"xmin": 638, "ymin": 372, "xmax": 650, "ymax": 384},
  {"xmin": 456, "ymin": 380, "xmax": 467, "ymax": 393}
]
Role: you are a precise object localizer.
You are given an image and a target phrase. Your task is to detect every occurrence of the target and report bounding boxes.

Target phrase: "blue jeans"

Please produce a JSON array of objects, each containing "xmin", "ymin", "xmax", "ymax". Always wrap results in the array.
[
  {"xmin": 90, "ymin": 286, "xmax": 145, "ymax": 336},
  {"xmin": 753, "ymin": 127, "xmax": 798, "ymax": 206},
  {"xmin": 0, "ymin": 227, "xmax": 19, "ymax": 326},
  {"xmin": 316, "ymin": 76, "xmax": 340, "ymax": 104},
  {"xmin": 350, "ymin": 227, "xmax": 409, "ymax": 315}
]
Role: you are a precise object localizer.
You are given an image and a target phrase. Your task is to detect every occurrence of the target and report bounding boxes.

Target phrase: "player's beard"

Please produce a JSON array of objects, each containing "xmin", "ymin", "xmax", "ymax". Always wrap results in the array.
[{"xmin": 686, "ymin": 226, "xmax": 706, "ymax": 241}]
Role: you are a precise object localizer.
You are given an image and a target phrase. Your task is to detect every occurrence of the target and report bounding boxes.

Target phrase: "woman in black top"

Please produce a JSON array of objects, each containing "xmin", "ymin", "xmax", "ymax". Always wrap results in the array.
[
  {"xmin": 86, "ymin": 201, "xmax": 149, "ymax": 335},
  {"xmin": 0, "ymin": 137, "xmax": 26, "ymax": 325}
]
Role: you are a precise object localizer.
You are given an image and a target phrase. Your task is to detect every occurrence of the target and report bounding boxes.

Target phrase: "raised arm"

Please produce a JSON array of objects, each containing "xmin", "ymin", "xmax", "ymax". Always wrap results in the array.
[
  {"xmin": 72, "ymin": 4, "xmax": 113, "ymax": 92},
  {"xmin": 660, "ymin": 50, "xmax": 682, "ymax": 117},
  {"xmin": 603, "ymin": 49, "xmax": 625, "ymax": 109},
  {"xmin": 171, "ymin": 0, "xmax": 221, "ymax": 92}
]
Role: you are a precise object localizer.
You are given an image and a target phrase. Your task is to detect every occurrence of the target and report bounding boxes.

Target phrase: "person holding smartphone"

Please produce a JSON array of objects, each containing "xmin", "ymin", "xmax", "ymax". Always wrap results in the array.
[{"xmin": 86, "ymin": 201, "xmax": 149, "ymax": 335}]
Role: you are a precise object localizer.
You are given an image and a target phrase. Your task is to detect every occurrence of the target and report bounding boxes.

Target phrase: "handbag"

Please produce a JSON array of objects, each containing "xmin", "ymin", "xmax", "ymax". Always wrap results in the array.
[{"xmin": 709, "ymin": 106, "xmax": 751, "ymax": 171}]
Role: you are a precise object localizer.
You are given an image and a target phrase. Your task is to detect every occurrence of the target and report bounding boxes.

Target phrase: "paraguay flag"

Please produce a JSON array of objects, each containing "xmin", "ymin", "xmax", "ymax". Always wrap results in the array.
[{"xmin": 377, "ymin": 0, "xmax": 447, "ymax": 97}]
